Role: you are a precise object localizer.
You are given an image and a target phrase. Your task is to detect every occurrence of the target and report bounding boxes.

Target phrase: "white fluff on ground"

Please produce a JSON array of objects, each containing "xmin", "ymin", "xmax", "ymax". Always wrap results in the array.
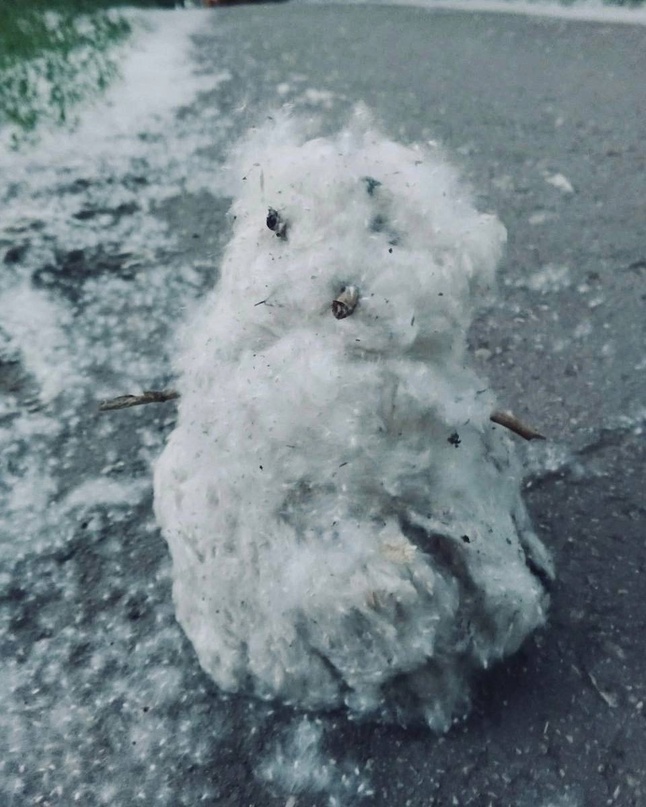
[{"xmin": 154, "ymin": 108, "xmax": 553, "ymax": 730}]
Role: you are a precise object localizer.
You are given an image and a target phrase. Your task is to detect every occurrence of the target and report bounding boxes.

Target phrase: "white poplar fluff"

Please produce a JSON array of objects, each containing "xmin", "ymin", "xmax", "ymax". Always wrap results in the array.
[{"xmin": 154, "ymin": 109, "xmax": 553, "ymax": 730}]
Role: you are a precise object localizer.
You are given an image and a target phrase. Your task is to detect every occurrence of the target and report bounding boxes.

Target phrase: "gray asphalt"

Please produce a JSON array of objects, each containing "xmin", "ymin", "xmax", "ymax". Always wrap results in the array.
[{"xmin": 4, "ymin": 5, "xmax": 645, "ymax": 806}]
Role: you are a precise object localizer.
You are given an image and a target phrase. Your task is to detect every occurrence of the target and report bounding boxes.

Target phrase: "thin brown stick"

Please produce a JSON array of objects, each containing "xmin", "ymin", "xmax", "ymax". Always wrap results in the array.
[
  {"xmin": 490, "ymin": 410, "xmax": 545, "ymax": 441},
  {"xmin": 99, "ymin": 389, "xmax": 179, "ymax": 412},
  {"xmin": 99, "ymin": 390, "xmax": 545, "ymax": 444}
]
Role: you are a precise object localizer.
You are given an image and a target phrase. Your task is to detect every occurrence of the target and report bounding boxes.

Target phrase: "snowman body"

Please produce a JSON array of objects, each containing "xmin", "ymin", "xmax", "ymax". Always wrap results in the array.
[{"xmin": 154, "ymin": 113, "xmax": 552, "ymax": 729}]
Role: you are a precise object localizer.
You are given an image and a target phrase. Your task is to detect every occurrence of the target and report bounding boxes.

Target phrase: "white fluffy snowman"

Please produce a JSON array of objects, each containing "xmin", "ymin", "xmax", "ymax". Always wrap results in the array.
[{"xmin": 154, "ymin": 109, "xmax": 553, "ymax": 730}]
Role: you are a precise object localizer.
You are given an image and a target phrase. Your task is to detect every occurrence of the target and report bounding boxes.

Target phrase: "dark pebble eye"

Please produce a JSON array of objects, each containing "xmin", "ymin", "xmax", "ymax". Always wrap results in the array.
[
  {"xmin": 266, "ymin": 207, "xmax": 288, "ymax": 239},
  {"xmin": 362, "ymin": 176, "xmax": 382, "ymax": 196},
  {"xmin": 266, "ymin": 208, "xmax": 279, "ymax": 230}
]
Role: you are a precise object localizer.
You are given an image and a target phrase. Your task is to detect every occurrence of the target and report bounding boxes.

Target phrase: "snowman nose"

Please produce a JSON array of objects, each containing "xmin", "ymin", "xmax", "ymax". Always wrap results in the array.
[{"xmin": 332, "ymin": 285, "xmax": 360, "ymax": 319}]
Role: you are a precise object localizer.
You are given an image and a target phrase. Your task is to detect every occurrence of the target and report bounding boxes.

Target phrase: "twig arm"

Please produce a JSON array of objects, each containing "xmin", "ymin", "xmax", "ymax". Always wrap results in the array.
[
  {"xmin": 99, "ymin": 389, "xmax": 179, "ymax": 412},
  {"xmin": 98, "ymin": 386, "xmax": 544, "ymax": 444},
  {"xmin": 490, "ymin": 410, "xmax": 545, "ymax": 441}
]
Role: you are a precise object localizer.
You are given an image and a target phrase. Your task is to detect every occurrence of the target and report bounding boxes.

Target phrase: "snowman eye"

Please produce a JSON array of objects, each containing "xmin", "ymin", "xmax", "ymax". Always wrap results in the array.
[
  {"xmin": 332, "ymin": 285, "xmax": 359, "ymax": 319},
  {"xmin": 266, "ymin": 207, "xmax": 288, "ymax": 239},
  {"xmin": 362, "ymin": 176, "xmax": 382, "ymax": 196}
]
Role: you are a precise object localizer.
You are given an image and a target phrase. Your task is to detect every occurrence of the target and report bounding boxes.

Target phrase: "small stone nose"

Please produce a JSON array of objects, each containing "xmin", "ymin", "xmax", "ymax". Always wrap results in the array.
[{"xmin": 332, "ymin": 286, "xmax": 359, "ymax": 319}]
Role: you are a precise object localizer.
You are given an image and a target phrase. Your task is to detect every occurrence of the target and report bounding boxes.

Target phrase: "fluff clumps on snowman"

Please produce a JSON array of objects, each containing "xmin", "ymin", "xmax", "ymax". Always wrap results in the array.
[{"xmin": 154, "ymin": 109, "xmax": 553, "ymax": 730}]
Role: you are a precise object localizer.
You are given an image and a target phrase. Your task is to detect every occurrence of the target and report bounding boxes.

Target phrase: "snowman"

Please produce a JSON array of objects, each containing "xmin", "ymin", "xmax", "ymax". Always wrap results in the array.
[{"xmin": 154, "ymin": 109, "xmax": 553, "ymax": 730}]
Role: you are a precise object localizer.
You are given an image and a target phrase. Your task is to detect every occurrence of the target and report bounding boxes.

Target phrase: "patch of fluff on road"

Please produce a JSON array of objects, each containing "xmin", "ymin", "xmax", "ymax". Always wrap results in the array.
[
  {"xmin": 258, "ymin": 717, "xmax": 373, "ymax": 805},
  {"xmin": 155, "ymin": 108, "xmax": 554, "ymax": 731},
  {"xmin": 0, "ymin": 9, "xmax": 228, "ymax": 562}
]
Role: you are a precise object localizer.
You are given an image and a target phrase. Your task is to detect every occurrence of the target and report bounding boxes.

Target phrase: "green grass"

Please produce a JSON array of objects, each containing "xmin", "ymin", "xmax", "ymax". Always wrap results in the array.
[
  {"xmin": 0, "ymin": 1, "xmax": 189, "ymax": 145},
  {"xmin": 0, "ymin": 2, "xmax": 159, "ymax": 146}
]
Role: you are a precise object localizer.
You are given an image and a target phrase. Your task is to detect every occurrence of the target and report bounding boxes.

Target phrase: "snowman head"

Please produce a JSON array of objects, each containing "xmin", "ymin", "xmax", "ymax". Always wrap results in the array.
[{"xmin": 216, "ymin": 108, "xmax": 506, "ymax": 362}]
